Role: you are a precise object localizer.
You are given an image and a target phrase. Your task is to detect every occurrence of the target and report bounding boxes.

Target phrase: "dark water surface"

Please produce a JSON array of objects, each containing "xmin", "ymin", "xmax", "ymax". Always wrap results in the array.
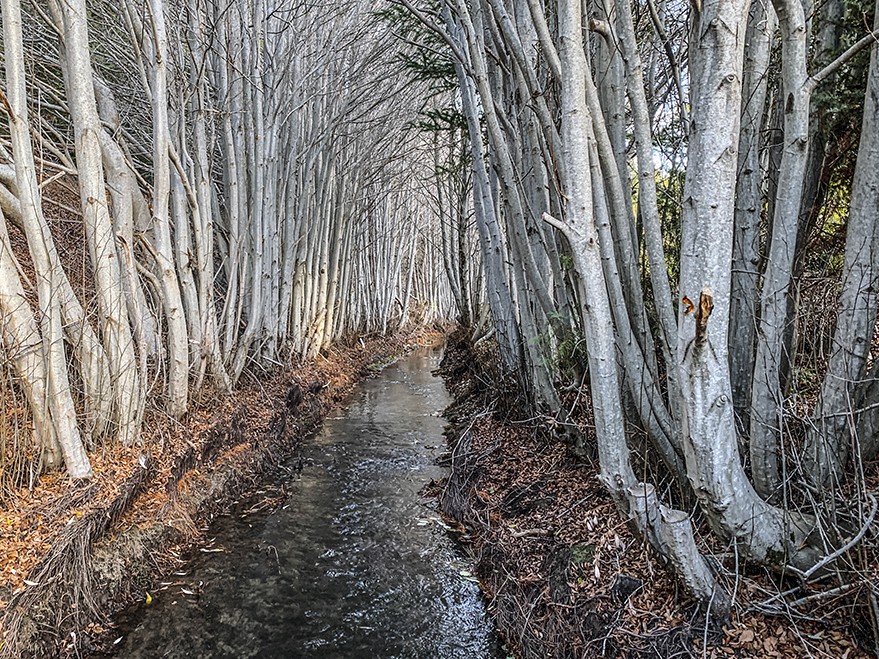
[{"xmin": 107, "ymin": 351, "xmax": 500, "ymax": 658}]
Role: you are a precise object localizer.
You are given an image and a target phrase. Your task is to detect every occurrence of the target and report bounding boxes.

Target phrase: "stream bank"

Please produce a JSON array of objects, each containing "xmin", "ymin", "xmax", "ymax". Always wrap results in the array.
[
  {"xmin": 436, "ymin": 329, "xmax": 871, "ymax": 658},
  {"xmin": 100, "ymin": 350, "xmax": 500, "ymax": 658},
  {"xmin": 0, "ymin": 332, "xmax": 433, "ymax": 658}
]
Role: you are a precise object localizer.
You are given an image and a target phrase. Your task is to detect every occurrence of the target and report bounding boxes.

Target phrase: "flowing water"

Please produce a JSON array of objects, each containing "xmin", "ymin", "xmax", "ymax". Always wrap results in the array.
[{"xmin": 106, "ymin": 351, "xmax": 501, "ymax": 658}]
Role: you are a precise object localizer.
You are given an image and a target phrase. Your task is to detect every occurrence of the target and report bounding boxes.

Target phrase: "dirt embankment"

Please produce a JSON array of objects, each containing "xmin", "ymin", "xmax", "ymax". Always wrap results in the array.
[
  {"xmin": 0, "ymin": 331, "xmax": 435, "ymax": 658},
  {"xmin": 435, "ymin": 329, "xmax": 874, "ymax": 659}
]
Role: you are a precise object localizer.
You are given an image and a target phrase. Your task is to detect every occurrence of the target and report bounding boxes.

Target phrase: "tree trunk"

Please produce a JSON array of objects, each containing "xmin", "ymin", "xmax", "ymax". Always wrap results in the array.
[
  {"xmin": 552, "ymin": 0, "xmax": 725, "ymax": 616},
  {"xmin": 749, "ymin": 0, "xmax": 810, "ymax": 499},
  {"xmin": 0, "ymin": 209, "xmax": 62, "ymax": 469},
  {"xmin": 55, "ymin": 0, "xmax": 144, "ymax": 446},
  {"xmin": 141, "ymin": 0, "xmax": 190, "ymax": 415},
  {"xmin": 808, "ymin": 3, "xmax": 879, "ymax": 480},
  {"xmin": 3, "ymin": 0, "xmax": 92, "ymax": 478},
  {"xmin": 730, "ymin": 0, "xmax": 776, "ymax": 434},
  {"xmin": 677, "ymin": 0, "xmax": 816, "ymax": 568}
]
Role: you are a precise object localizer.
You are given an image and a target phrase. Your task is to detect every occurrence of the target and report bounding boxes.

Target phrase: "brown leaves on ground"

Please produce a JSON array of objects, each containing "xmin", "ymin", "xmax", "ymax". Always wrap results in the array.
[{"xmin": 437, "ymin": 334, "xmax": 876, "ymax": 659}]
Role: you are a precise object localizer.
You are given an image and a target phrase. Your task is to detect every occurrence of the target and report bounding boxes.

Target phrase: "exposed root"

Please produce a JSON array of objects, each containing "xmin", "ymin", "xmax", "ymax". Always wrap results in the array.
[
  {"xmin": 436, "ymin": 331, "xmax": 874, "ymax": 658},
  {"xmin": 1, "ymin": 458, "xmax": 155, "ymax": 658}
]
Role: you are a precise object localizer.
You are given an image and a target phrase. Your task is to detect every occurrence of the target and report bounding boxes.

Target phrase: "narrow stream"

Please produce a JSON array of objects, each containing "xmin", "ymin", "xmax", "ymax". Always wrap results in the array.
[{"xmin": 106, "ymin": 351, "xmax": 501, "ymax": 658}]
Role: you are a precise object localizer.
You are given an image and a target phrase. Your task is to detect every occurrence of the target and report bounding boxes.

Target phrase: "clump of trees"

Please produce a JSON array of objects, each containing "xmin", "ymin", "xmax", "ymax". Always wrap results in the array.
[
  {"xmin": 398, "ymin": 0, "xmax": 879, "ymax": 622},
  {"xmin": 0, "ymin": 0, "xmax": 455, "ymax": 489},
  {"xmin": 3, "ymin": 0, "xmax": 879, "ymax": 634}
]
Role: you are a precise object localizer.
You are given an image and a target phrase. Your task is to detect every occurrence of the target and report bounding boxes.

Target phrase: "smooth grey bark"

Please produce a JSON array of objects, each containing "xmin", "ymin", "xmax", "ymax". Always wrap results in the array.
[
  {"xmin": 3, "ymin": 0, "xmax": 92, "ymax": 478},
  {"xmin": 141, "ymin": 0, "xmax": 190, "ymax": 415},
  {"xmin": 593, "ymin": 1, "xmax": 629, "ymax": 199},
  {"xmin": 612, "ymin": 0, "xmax": 678, "ymax": 369},
  {"xmin": 549, "ymin": 0, "xmax": 724, "ymax": 615},
  {"xmin": 54, "ymin": 0, "xmax": 144, "ymax": 447},
  {"xmin": 577, "ymin": 37, "xmax": 682, "ymax": 464},
  {"xmin": 457, "ymin": 0, "xmax": 559, "ymax": 342},
  {"xmin": 588, "ymin": 138, "xmax": 686, "ymax": 483},
  {"xmin": 678, "ymin": 0, "xmax": 817, "ymax": 568},
  {"xmin": 807, "ymin": 3, "xmax": 879, "ymax": 480},
  {"xmin": 93, "ymin": 76, "xmax": 160, "ymax": 358},
  {"xmin": 796, "ymin": 0, "xmax": 845, "ymax": 268},
  {"xmin": 562, "ymin": 16, "xmax": 661, "ymax": 392},
  {"xmin": 553, "ymin": 0, "xmax": 635, "ymax": 494},
  {"xmin": 492, "ymin": 0, "xmax": 682, "ymax": 462},
  {"xmin": 730, "ymin": 0, "xmax": 776, "ymax": 434},
  {"xmin": 185, "ymin": 10, "xmax": 232, "ymax": 391},
  {"xmin": 485, "ymin": 0, "xmax": 563, "ymax": 173},
  {"xmin": 169, "ymin": 157, "xmax": 203, "ymax": 365},
  {"xmin": 231, "ymin": 0, "xmax": 268, "ymax": 375},
  {"xmin": 856, "ymin": 357, "xmax": 879, "ymax": 462},
  {"xmin": 749, "ymin": 0, "xmax": 810, "ymax": 499},
  {"xmin": 0, "ymin": 150, "xmax": 113, "ymax": 442},
  {"xmin": 448, "ymin": 12, "xmax": 524, "ymax": 375},
  {"xmin": 748, "ymin": 0, "xmax": 879, "ymax": 492},
  {"xmin": 95, "ymin": 118, "xmax": 159, "ymax": 360},
  {"xmin": 0, "ymin": 208, "xmax": 62, "ymax": 469}
]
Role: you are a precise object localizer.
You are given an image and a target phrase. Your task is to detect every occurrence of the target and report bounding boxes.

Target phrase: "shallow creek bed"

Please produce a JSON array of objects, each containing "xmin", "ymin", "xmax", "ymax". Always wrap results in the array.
[
  {"xmin": 98, "ymin": 350, "xmax": 500, "ymax": 658},
  {"xmin": 0, "ymin": 333, "xmax": 437, "ymax": 658}
]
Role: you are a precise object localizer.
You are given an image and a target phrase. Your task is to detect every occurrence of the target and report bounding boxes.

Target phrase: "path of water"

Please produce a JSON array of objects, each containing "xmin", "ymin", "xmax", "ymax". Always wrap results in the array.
[{"xmin": 107, "ymin": 351, "xmax": 500, "ymax": 658}]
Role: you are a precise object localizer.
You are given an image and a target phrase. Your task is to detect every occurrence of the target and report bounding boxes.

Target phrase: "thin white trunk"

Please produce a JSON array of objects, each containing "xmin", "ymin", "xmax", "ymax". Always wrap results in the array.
[
  {"xmin": 730, "ymin": 0, "xmax": 776, "ymax": 432},
  {"xmin": 613, "ymin": 0, "xmax": 678, "ymax": 363},
  {"xmin": 3, "ymin": 0, "xmax": 92, "ymax": 477},
  {"xmin": 749, "ymin": 0, "xmax": 810, "ymax": 498},
  {"xmin": 678, "ymin": 0, "xmax": 817, "ymax": 568},
  {"xmin": 0, "ymin": 209, "xmax": 62, "ymax": 469},
  {"xmin": 808, "ymin": 4, "xmax": 879, "ymax": 480},
  {"xmin": 551, "ymin": 0, "xmax": 724, "ymax": 615},
  {"xmin": 55, "ymin": 0, "xmax": 144, "ymax": 446},
  {"xmin": 142, "ymin": 0, "xmax": 190, "ymax": 415}
]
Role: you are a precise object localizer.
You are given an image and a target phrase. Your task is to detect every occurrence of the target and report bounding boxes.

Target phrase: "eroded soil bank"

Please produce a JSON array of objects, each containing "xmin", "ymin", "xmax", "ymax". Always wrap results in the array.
[
  {"xmin": 0, "ymin": 332, "xmax": 433, "ymax": 658},
  {"xmin": 436, "ymin": 329, "xmax": 875, "ymax": 658}
]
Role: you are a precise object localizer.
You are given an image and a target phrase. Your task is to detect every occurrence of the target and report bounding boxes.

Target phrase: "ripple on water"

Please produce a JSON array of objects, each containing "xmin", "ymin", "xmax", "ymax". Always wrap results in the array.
[{"xmin": 104, "ymin": 352, "xmax": 501, "ymax": 659}]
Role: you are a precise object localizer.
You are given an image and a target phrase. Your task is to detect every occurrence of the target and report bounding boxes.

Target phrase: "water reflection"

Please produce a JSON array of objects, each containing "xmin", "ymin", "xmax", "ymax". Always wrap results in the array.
[{"xmin": 107, "ymin": 351, "xmax": 500, "ymax": 659}]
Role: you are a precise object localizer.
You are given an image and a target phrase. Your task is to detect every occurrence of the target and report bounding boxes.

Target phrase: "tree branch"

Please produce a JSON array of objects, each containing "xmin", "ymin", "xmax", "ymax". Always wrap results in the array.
[
  {"xmin": 808, "ymin": 28, "xmax": 879, "ymax": 92},
  {"xmin": 392, "ymin": 0, "xmax": 469, "ymax": 70},
  {"xmin": 541, "ymin": 211, "xmax": 570, "ymax": 236},
  {"xmin": 791, "ymin": 493, "xmax": 878, "ymax": 582}
]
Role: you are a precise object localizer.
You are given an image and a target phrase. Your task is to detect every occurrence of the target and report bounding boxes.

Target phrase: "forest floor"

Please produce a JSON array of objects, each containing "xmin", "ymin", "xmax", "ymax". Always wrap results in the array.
[
  {"xmin": 435, "ymin": 329, "xmax": 879, "ymax": 659},
  {"xmin": 0, "ymin": 329, "xmax": 439, "ymax": 658}
]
